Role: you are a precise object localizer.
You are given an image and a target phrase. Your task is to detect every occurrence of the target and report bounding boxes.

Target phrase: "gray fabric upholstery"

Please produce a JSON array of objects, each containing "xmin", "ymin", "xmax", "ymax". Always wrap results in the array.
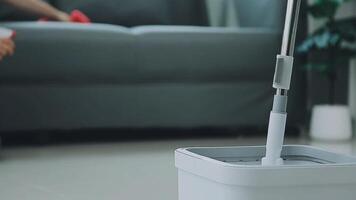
[
  {"xmin": 0, "ymin": 0, "xmax": 53, "ymax": 21},
  {"xmin": 55, "ymin": 0, "xmax": 208, "ymax": 26},
  {"xmin": 0, "ymin": 23, "xmax": 136, "ymax": 84},
  {"xmin": 0, "ymin": 0, "xmax": 307, "ymax": 132},
  {"xmin": 0, "ymin": 0, "xmax": 208, "ymax": 26},
  {"xmin": 0, "ymin": 23, "xmax": 280, "ymax": 84},
  {"xmin": 132, "ymin": 26, "xmax": 280, "ymax": 82},
  {"xmin": 0, "ymin": 22, "xmax": 306, "ymax": 132},
  {"xmin": 0, "ymin": 83, "xmax": 274, "ymax": 131},
  {"xmin": 56, "ymin": 0, "xmax": 172, "ymax": 26}
]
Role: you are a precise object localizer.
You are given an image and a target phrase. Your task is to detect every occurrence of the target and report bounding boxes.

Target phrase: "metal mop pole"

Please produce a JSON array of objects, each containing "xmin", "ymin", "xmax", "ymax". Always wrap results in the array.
[{"xmin": 262, "ymin": 0, "xmax": 302, "ymax": 166}]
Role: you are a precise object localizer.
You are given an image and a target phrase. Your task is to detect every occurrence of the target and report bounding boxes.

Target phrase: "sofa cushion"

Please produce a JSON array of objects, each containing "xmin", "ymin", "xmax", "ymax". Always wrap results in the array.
[
  {"xmin": 0, "ymin": 23, "xmax": 281, "ymax": 84},
  {"xmin": 0, "ymin": 22, "xmax": 137, "ymax": 84},
  {"xmin": 133, "ymin": 26, "xmax": 281, "ymax": 83}
]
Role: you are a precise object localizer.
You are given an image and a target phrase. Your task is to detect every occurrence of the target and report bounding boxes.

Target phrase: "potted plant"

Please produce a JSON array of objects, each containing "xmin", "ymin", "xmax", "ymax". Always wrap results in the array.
[{"xmin": 298, "ymin": 0, "xmax": 356, "ymax": 141}]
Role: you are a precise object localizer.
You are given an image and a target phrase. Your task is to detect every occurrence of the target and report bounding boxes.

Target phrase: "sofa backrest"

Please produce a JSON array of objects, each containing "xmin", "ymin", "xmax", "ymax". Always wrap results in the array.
[
  {"xmin": 55, "ymin": 0, "xmax": 208, "ymax": 26},
  {"xmin": 0, "ymin": 0, "xmax": 54, "ymax": 21},
  {"xmin": 0, "ymin": 0, "xmax": 285, "ymax": 29},
  {"xmin": 0, "ymin": 0, "xmax": 208, "ymax": 26}
]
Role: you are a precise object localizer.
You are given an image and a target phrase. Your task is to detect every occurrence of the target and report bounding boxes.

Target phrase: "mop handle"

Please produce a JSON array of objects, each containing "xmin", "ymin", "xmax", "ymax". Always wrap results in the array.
[
  {"xmin": 262, "ymin": 0, "xmax": 302, "ymax": 166},
  {"xmin": 281, "ymin": 0, "xmax": 301, "ymax": 56}
]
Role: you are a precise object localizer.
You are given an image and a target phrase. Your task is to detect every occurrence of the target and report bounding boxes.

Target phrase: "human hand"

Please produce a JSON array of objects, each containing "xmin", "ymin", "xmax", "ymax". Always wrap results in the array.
[
  {"xmin": 42, "ymin": 10, "xmax": 90, "ymax": 24},
  {"xmin": 55, "ymin": 11, "xmax": 70, "ymax": 22},
  {"xmin": 0, "ymin": 38, "xmax": 15, "ymax": 61}
]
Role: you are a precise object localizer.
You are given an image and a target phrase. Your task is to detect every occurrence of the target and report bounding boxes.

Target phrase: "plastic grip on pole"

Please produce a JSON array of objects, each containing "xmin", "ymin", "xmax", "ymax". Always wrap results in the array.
[{"xmin": 273, "ymin": 55, "xmax": 294, "ymax": 90}]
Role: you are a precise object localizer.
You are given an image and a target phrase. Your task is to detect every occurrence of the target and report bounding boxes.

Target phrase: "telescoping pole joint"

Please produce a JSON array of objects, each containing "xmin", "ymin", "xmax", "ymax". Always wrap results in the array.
[{"xmin": 262, "ymin": 0, "xmax": 302, "ymax": 166}]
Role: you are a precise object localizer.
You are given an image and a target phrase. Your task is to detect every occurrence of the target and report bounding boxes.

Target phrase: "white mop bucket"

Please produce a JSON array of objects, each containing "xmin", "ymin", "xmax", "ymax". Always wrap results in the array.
[{"xmin": 175, "ymin": 145, "xmax": 356, "ymax": 200}]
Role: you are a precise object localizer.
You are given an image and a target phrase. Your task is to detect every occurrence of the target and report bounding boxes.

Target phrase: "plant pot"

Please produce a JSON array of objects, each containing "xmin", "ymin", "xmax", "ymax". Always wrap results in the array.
[{"xmin": 310, "ymin": 105, "xmax": 353, "ymax": 141}]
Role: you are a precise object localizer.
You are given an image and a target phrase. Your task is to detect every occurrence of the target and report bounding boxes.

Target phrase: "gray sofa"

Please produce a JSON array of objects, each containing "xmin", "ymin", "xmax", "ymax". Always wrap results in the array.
[{"xmin": 0, "ymin": 1, "xmax": 306, "ymax": 133}]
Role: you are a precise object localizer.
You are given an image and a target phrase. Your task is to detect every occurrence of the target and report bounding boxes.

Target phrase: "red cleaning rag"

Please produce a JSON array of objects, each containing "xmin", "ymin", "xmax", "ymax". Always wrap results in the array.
[
  {"xmin": 39, "ymin": 10, "xmax": 91, "ymax": 24},
  {"xmin": 70, "ymin": 10, "xmax": 91, "ymax": 24}
]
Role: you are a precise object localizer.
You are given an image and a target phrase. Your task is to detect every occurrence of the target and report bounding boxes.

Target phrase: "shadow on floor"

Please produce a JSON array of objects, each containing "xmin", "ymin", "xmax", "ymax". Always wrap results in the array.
[{"xmin": 0, "ymin": 126, "xmax": 300, "ymax": 147}]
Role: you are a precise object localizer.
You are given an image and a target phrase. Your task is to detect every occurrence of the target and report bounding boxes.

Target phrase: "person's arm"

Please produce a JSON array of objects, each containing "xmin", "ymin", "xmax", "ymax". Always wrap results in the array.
[{"xmin": 3, "ymin": 0, "xmax": 70, "ymax": 21}]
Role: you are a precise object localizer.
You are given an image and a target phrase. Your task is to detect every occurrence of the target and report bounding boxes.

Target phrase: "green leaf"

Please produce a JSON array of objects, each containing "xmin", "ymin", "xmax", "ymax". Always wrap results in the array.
[
  {"xmin": 329, "ymin": 17, "xmax": 356, "ymax": 42},
  {"xmin": 309, "ymin": 0, "xmax": 340, "ymax": 19},
  {"xmin": 308, "ymin": 0, "xmax": 356, "ymax": 18},
  {"xmin": 298, "ymin": 17, "xmax": 356, "ymax": 55},
  {"xmin": 297, "ymin": 30, "xmax": 342, "ymax": 53},
  {"xmin": 300, "ymin": 0, "xmax": 356, "ymax": 74}
]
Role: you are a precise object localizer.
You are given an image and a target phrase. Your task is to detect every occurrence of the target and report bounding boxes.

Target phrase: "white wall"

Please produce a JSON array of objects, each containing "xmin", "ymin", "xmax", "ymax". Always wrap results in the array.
[
  {"xmin": 205, "ymin": 0, "xmax": 239, "ymax": 27},
  {"xmin": 349, "ymin": 0, "xmax": 356, "ymax": 131},
  {"xmin": 337, "ymin": 1, "xmax": 356, "ymax": 132},
  {"xmin": 344, "ymin": 1, "xmax": 356, "ymax": 131},
  {"xmin": 307, "ymin": 0, "xmax": 356, "ymax": 132},
  {"xmin": 350, "ymin": 59, "xmax": 356, "ymax": 133},
  {"xmin": 336, "ymin": 0, "xmax": 356, "ymax": 18}
]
